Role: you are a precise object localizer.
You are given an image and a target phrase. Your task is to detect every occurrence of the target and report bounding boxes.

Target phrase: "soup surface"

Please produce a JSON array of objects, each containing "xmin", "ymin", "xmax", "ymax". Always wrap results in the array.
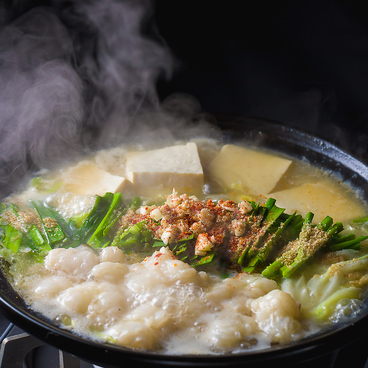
[{"xmin": 1, "ymin": 138, "xmax": 368, "ymax": 355}]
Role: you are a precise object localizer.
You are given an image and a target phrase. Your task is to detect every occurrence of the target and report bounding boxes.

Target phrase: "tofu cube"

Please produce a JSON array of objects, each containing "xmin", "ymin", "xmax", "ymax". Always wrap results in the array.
[
  {"xmin": 269, "ymin": 182, "xmax": 366, "ymax": 223},
  {"xmin": 125, "ymin": 143, "xmax": 204, "ymax": 195},
  {"xmin": 207, "ymin": 144, "xmax": 292, "ymax": 196},
  {"xmin": 62, "ymin": 161, "xmax": 132, "ymax": 196}
]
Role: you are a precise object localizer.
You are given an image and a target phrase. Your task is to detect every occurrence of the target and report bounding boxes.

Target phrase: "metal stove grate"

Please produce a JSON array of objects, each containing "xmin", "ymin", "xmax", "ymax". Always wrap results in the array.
[
  {"xmin": 0, "ymin": 331, "xmax": 81, "ymax": 368},
  {"xmin": 0, "ymin": 315, "xmax": 94, "ymax": 368}
]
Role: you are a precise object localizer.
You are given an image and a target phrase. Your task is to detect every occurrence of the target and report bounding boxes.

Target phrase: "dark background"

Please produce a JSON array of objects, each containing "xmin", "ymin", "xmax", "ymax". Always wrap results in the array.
[
  {"xmin": 1, "ymin": 0, "xmax": 368, "ymax": 166},
  {"xmin": 155, "ymin": 1, "xmax": 368, "ymax": 158}
]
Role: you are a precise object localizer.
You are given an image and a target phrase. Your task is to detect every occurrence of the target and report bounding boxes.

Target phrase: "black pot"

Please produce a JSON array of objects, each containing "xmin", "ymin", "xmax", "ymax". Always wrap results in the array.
[{"xmin": 1, "ymin": 116, "xmax": 368, "ymax": 368}]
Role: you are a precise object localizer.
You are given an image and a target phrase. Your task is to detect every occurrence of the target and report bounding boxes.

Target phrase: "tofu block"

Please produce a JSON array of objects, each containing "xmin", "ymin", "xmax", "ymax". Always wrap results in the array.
[
  {"xmin": 207, "ymin": 144, "xmax": 292, "ymax": 196},
  {"xmin": 62, "ymin": 161, "xmax": 132, "ymax": 196},
  {"xmin": 269, "ymin": 183, "xmax": 366, "ymax": 223},
  {"xmin": 125, "ymin": 143, "xmax": 204, "ymax": 195}
]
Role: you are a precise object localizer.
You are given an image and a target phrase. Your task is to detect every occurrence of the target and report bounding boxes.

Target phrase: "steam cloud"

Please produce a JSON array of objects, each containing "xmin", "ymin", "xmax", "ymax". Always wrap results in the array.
[{"xmin": 0, "ymin": 0, "xmax": 173, "ymax": 198}]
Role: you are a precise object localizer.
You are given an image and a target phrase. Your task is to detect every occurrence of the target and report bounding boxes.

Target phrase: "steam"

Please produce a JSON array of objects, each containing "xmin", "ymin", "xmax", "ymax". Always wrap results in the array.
[
  {"xmin": 0, "ymin": 0, "xmax": 174, "ymax": 198},
  {"xmin": 56, "ymin": 0, "xmax": 174, "ymax": 141},
  {"xmin": 0, "ymin": 7, "xmax": 84, "ymax": 197}
]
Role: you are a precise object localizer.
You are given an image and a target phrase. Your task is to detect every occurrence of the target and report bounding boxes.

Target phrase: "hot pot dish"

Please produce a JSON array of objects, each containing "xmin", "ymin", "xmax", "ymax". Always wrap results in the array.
[{"xmin": 1, "ymin": 122, "xmax": 368, "ymax": 359}]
